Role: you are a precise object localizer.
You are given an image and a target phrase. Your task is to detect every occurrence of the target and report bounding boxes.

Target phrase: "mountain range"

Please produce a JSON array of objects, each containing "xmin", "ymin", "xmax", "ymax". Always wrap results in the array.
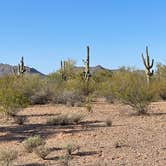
[{"xmin": 0, "ymin": 63, "xmax": 144, "ymax": 76}]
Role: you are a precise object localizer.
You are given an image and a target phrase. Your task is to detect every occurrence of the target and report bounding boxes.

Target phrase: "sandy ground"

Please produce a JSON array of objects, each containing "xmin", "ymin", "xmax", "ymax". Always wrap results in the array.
[{"xmin": 0, "ymin": 101, "xmax": 166, "ymax": 166}]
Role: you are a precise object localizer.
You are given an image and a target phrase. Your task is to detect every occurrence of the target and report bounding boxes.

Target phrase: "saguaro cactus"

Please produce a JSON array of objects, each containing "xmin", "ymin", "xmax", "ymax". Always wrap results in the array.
[
  {"xmin": 141, "ymin": 46, "xmax": 154, "ymax": 84},
  {"xmin": 82, "ymin": 46, "xmax": 91, "ymax": 96},
  {"xmin": 60, "ymin": 60, "xmax": 67, "ymax": 80},
  {"xmin": 18, "ymin": 56, "xmax": 26, "ymax": 77},
  {"xmin": 83, "ymin": 46, "xmax": 91, "ymax": 81}
]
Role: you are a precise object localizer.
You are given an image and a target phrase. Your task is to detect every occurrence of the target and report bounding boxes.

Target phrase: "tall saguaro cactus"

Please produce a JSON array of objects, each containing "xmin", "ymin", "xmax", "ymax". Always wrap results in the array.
[
  {"xmin": 82, "ymin": 46, "xmax": 91, "ymax": 96},
  {"xmin": 18, "ymin": 56, "xmax": 26, "ymax": 77},
  {"xmin": 60, "ymin": 60, "xmax": 67, "ymax": 80},
  {"xmin": 83, "ymin": 46, "xmax": 91, "ymax": 81},
  {"xmin": 141, "ymin": 46, "xmax": 154, "ymax": 84}
]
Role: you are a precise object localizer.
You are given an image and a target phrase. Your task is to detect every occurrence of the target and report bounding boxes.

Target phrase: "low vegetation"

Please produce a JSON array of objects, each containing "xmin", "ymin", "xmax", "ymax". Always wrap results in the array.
[
  {"xmin": 34, "ymin": 145, "xmax": 50, "ymax": 160},
  {"xmin": 0, "ymin": 149, "xmax": 18, "ymax": 166},
  {"xmin": 23, "ymin": 135, "xmax": 45, "ymax": 153},
  {"xmin": 47, "ymin": 113, "xmax": 84, "ymax": 126},
  {"xmin": 63, "ymin": 143, "xmax": 80, "ymax": 155}
]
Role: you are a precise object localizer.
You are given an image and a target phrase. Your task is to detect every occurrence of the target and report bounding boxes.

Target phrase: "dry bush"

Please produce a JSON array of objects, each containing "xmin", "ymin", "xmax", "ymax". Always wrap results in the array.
[
  {"xmin": 30, "ymin": 89, "xmax": 52, "ymax": 105},
  {"xmin": 23, "ymin": 135, "xmax": 45, "ymax": 153},
  {"xmin": 63, "ymin": 143, "xmax": 80, "ymax": 155},
  {"xmin": 53, "ymin": 90, "xmax": 83, "ymax": 106},
  {"xmin": 34, "ymin": 145, "xmax": 50, "ymax": 160},
  {"xmin": 47, "ymin": 113, "xmax": 84, "ymax": 126},
  {"xmin": 0, "ymin": 149, "xmax": 18, "ymax": 166}
]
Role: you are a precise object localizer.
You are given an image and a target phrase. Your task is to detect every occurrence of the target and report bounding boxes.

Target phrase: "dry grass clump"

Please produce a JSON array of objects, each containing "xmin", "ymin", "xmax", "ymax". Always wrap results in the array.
[
  {"xmin": 63, "ymin": 143, "xmax": 80, "ymax": 155},
  {"xmin": 47, "ymin": 113, "xmax": 84, "ymax": 126},
  {"xmin": 0, "ymin": 148, "xmax": 18, "ymax": 166},
  {"xmin": 23, "ymin": 135, "xmax": 45, "ymax": 153},
  {"xmin": 34, "ymin": 145, "xmax": 50, "ymax": 160}
]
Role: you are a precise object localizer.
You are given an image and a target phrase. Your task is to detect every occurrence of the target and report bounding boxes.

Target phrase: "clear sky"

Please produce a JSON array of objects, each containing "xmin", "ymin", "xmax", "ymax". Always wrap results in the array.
[{"xmin": 0, "ymin": 0, "xmax": 165, "ymax": 74}]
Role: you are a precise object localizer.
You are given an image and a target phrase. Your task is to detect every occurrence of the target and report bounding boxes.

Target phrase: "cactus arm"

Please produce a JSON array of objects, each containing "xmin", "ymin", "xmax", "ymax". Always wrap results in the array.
[
  {"xmin": 142, "ymin": 54, "xmax": 147, "ymax": 68},
  {"xmin": 150, "ymin": 59, "xmax": 154, "ymax": 69},
  {"xmin": 17, "ymin": 56, "xmax": 26, "ymax": 77},
  {"xmin": 146, "ymin": 46, "xmax": 150, "ymax": 67},
  {"xmin": 141, "ymin": 46, "xmax": 154, "ymax": 84}
]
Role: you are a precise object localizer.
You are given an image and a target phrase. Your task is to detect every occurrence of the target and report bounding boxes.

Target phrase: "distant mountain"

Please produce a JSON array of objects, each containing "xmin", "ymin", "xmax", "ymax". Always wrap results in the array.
[
  {"xmin": 0, "ymin": 63, "xmax": 45, "ymax": 76},
  {"xmin": 75, "ymin": 65, "xmax": 112, "ymax": 73},
  {"xmin": 0, "ymin": 63, "xmax": 144, "ymax": 77},
  {"xmin": 75, "ymin": 65, "xmax": 145, "ymax": 74}
]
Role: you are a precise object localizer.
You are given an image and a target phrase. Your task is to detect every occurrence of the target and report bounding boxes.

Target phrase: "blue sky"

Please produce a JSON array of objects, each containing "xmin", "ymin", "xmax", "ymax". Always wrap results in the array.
[{"xmin": 0, "ymin": 0, "xmax": 165, "ymax": 74}]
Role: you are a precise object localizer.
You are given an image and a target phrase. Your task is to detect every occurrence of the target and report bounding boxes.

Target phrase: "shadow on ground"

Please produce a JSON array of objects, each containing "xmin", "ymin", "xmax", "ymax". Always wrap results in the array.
[{"xmin": 0, "ymin": 119, "xmax": 122, "ymax": 142}]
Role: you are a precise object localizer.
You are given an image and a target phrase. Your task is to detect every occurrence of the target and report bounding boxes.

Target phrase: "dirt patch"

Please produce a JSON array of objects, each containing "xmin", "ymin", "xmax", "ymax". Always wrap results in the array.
[{"xmin": 0, "ymin": 102, "xmax": 166, "ymax": 166}]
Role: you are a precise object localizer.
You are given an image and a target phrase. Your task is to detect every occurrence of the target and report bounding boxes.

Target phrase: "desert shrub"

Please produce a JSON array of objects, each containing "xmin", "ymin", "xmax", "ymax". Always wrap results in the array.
[
  {"xmin": 63, "ymin": 143, "xmax": 79, "ymax": 155},
  {"xmin": 34, "ymin": 145, "xmax": 50, "ymax": 160},
  {"xmin": 30, "ymin": 89, "xmax": 52, "ymax": 105},
  {"xmin": 17, "ymin": 75, "xmax": 44, "ymax": 97},
  {"xmin": 23, "ymin": 135, "xmax": 45, "ymax": 153},
  {"xmin": 158, "ymin": 80, "xmax": 166, "ymax": 100},
  {"xmin": 109, "ymin": 70, "xmax": 154, "ymax": 114},
  {"xmin": 0, "ymin": 149, "xmax": 18, "ymax": 166},
  {"xmin": 156, "ymin": 63, "xmax": 166, "ymax": 79},
  {"xmin": 0, "ymin": 75, "xmax": 29, "ymax": 116},
  {"xmin": 47, "ymin": 113, "xmax": 84, "ymax": 126},
  {"xmin": 53, "ymin": 90, "xmax": 83, "ymax": 106}
]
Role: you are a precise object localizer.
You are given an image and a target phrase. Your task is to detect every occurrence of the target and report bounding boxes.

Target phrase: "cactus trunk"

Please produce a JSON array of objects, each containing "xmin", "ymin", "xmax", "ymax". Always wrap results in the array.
[
  {"xmin": 83, "ymin": 46, "xmax": 91, "ymax": 95},
  {"xmin": 141, "ymin": 46, "xmax": 154, "ymax": 84},
  {"xmin": 18, "ymin": 56, "xmax": 26, "ymax": 77}
]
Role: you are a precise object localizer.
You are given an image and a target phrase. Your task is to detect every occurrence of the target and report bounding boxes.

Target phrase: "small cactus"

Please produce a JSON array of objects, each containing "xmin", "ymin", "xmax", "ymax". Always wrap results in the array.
[
  {"xmin": 18, "ymin": 56, "xmax": 26, "ymax": 77},
  {"xmin": 141, "ymin": 46, "xmax": 154, "ymax": 84}
]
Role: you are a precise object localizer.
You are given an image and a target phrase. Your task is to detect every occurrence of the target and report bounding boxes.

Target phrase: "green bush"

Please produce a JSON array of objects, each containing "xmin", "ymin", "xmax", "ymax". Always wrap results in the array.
[
  {"xmin": 23, "ymin": 135, "xmax": 45, "ymax": 153},
  {"xmin": 109, "ymin": 70, "xmax": 154, "ymax": 114},
  {"xmin": 0, "ymin": 75, "xmax": 29, "ymax": 116}
]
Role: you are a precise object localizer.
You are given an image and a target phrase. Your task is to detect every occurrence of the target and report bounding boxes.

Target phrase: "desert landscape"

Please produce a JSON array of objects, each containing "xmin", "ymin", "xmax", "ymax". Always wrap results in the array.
[
  {"xmin": 0, "ymin": 101, "xmax": 166, "ymax": 166},
  {"xmin": 0, "ymin": 46, "xmax": 165, "ymax": 166},
  {"xmin": 0, "ymin": 1, "xmax": 166, "ymax": 166}
]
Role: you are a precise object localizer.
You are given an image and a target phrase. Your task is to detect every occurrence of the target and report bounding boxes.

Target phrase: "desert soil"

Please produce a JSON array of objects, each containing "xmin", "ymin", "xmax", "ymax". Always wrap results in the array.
[{"xmin": 0, "ymin": 101, "xmax": 166, "ymax": 166}]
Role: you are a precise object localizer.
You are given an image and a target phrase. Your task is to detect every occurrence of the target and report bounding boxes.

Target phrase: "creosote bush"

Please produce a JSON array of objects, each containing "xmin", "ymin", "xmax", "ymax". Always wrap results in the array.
[
  {"xmin": 109, "ymin": 70, "xmax": 154, "ymax": 114},
  {"xmin": 23, "ymin": 135, "xmax": 45, "ymax": 153},
  {"xmin": 0, "ymin": 75, "xmax": 29, "ymax": 116}
]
